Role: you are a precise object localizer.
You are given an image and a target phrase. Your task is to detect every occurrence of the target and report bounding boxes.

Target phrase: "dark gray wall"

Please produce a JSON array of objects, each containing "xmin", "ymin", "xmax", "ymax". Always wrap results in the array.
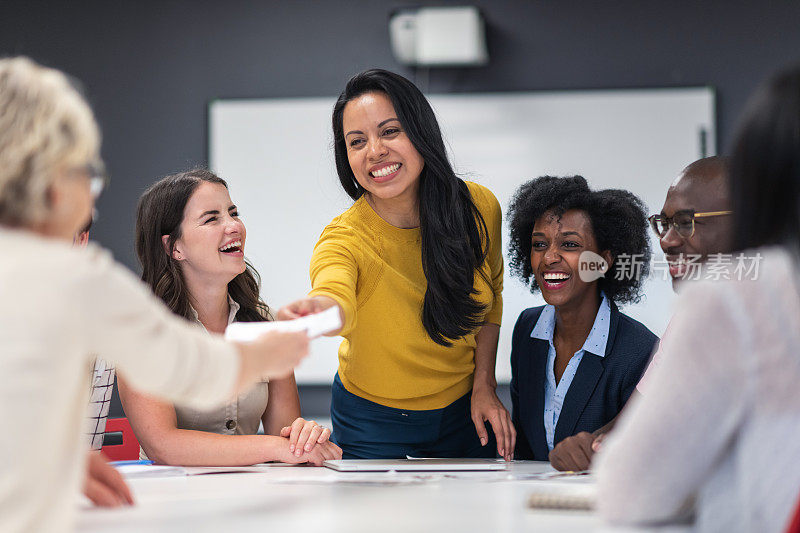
[{"xmin": 3, "ymin": 1, "xmax": 800, "ymax": 416}]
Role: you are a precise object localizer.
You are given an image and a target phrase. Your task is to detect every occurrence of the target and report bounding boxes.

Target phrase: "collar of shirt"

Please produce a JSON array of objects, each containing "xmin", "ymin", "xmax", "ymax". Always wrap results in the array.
[
  {"xmin": 530, "ymin": 292, "xmax": 612, "ymax": 358},
  {"xmin": 189, "ymin": 295, "xmax": 240, "ymax": 331},
  {"xmin": 530, "ymin": 292, "xmax": 612, "ymax": 451},
  {"xmin": 187, "ymin": 296, "xmax": 267, "ymax": 383}
]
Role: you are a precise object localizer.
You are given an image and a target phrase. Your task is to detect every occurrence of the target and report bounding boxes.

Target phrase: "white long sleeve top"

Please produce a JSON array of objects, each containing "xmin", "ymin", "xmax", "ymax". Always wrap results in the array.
[
  {"xmin": 595, "ymin": 246, "xmax": 800, "ymax": 532},
  {"xmin": 0, "ymin": 227, "xmax": 240, "ymax": 533}
]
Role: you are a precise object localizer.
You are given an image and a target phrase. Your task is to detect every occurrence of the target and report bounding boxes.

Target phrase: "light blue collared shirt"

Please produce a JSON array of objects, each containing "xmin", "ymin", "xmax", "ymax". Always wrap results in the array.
[{"xmin": 530, "ymin": 293, "xmax": 612, "ymax": 451}]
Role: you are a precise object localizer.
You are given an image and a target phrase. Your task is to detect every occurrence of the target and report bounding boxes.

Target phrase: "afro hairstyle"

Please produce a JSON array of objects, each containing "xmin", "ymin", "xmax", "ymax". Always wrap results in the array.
[{"xmin": 507, "ymin": 175, "xmax": 651, "ymax": 304}]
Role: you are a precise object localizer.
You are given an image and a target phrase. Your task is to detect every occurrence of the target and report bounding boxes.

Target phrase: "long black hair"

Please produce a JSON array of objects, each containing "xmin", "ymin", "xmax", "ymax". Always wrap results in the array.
[
  {"xmin": 507, "ymin": 175, "xmax": 651, "ymax": 304},
  {"xmin": 135, "ymin": 169, "xmax": 270, "ymax": 323},
  {"xmin": 332, "ymin": 69, "xmax": 489, "ymax": 346},
  {"xmin": 730, "ymin": 63, "xmax": 800, "ymax": 252}
]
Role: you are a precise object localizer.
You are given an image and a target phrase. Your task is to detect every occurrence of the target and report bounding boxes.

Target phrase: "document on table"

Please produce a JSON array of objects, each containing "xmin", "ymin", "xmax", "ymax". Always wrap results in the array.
[
  {"xmin": 224, "ymin": 306, "xmax": 341, "ymax": 341},
  {"xmin": 507, "ymin": 470, "xmax": 592, "ymax": 481},
  {"xmin": 182, "ymin": 464, "xmax": 296, "ymax": 475},
  {"xmin": 115, "ymin": 463, "xmax": 293, "ymax": 478},
  {"xmin": 114, "ymin": 464, "xmax": 186, "ymax": 478}
]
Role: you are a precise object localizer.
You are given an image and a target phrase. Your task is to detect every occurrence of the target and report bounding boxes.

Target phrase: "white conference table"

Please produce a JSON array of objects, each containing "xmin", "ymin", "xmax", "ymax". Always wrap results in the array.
[{"xmin": 76, "ymin": 460, "xmax": 605, "ymax": 532}]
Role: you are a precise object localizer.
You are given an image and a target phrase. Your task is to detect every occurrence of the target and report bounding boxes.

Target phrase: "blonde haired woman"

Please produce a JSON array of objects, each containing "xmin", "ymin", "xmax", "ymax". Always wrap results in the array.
[{"xmin": 0, "ymin": 57, "xmax": 310, "ymax": 533}]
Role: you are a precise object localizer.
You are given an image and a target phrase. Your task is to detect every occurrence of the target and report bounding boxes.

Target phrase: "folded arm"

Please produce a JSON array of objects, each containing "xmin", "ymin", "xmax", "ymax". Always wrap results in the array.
[{"xmin": 118, "ymin": 376, "xmax": 339, "ymax": 466}]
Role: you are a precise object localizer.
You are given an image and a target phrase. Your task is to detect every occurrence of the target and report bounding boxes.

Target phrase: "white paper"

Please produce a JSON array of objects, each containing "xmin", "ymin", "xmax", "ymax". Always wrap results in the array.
[
  {"xmin": 505, "ymin": 471, "xmax": 593, "ymax": 481},
  {"xmin": 224, "ymin": 306, "xmax": 341, "ymax": 342},
  {"xmin": 115, "ymin": 465, "xmax": 187, "ymax": 478},
  {"xmin": 116, "ymin": 463, "xmax": 297, "ymax": 478},
  {"xmin": 182, "ymin": 464, "xmax": 298, "ymax": 475}
]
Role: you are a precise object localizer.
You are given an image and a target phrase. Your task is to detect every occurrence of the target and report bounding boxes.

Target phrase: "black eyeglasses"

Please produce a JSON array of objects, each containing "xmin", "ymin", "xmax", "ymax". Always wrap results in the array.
[{"xmin": 648, "ymin": 210, "xmax": 732, "ymax": 239}]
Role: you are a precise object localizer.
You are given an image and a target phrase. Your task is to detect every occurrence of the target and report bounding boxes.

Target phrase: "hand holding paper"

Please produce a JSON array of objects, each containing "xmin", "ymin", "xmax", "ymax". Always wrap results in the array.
[
  {"xmin": 225, "ymin": 306, "xmax": 342, "ymax": 342},
  {"xmin": 234, "ymin": 329, "xmax": 310, "ymax": 384}
]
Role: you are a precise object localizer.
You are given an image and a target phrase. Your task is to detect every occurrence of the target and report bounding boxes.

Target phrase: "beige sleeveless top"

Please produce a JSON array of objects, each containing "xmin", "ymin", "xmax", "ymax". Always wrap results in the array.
[{"xmin": 140, "ymin": 297, "xmax": 268, "ymax": 459}]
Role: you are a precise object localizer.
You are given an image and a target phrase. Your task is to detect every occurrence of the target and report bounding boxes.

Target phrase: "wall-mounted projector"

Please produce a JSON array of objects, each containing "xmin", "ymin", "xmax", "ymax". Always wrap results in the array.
[{"xmin": 389, "ymin": 6, "xmax": 489, "ymax": 67}]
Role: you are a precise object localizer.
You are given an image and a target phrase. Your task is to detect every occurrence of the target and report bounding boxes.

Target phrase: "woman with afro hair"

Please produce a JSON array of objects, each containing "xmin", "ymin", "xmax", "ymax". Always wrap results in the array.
[{"xmin": 507, "ymin": 175, "xmax": 657, "ymax": 464}]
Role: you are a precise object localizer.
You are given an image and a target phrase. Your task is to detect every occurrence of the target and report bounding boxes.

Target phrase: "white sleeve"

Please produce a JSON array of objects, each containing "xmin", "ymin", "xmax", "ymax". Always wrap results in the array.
[
  {"xmin": 594, "ymin": 282, "xmax": 751, "ymax": 525},
  {"xmin": 73, "ymin": 247, "xmax": 239, "ymax": 409}
]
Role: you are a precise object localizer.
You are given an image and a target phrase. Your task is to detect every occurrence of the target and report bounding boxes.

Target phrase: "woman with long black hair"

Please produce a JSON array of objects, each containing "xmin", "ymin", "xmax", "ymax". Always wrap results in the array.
[{"xmin": 279, "ymin": 69, "xmax": 514, "ymax": 460}]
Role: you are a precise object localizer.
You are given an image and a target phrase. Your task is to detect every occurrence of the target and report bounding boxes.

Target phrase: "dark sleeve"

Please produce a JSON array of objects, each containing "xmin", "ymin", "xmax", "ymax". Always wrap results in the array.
[
  {"xmin": 618, "ymin": 324, "xmax": 659, "ymax": 408},
  {"xmin": 510, "ymin": 312, "xmax": 534, "ymax": 460}
]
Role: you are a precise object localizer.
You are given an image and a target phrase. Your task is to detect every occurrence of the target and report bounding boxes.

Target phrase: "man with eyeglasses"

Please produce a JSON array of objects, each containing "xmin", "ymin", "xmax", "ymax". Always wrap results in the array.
[
  {"xmin": 648, "ymin": 158, "xmax": 733, "ymax": 288},
  {"xmin": 548, "ymin": 156, "xmax": 733, "ymax": 472}
]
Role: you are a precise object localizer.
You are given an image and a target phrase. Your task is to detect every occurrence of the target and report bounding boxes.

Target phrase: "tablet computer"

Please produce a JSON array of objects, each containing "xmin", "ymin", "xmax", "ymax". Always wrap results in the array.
[{"xmin": 323, "ymin": 458, "xmax": 507, "ymax": 472}]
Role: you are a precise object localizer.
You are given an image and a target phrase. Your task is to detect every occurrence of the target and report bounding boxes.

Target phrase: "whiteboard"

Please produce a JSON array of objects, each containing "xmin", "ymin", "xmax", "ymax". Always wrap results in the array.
[{"xmin": 209, "ymin": 87, "xmax": 715, "ymax": 384}]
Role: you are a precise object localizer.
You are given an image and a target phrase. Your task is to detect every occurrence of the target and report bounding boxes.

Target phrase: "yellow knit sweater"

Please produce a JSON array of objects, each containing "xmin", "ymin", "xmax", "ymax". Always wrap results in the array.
[{"xmin": 309, "ymin": 181, "xmax": 504, "ymax": 410}]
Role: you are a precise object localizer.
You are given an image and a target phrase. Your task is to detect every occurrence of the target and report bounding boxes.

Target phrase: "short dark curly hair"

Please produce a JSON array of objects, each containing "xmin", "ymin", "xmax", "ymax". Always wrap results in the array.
[{"xmin": 507, "ymin": 175, "xmax": 651, "ymax": 304}]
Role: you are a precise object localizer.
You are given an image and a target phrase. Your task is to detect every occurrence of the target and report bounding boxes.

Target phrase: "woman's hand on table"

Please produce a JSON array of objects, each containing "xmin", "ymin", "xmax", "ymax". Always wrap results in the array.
[
  {"xmin": 274, "ymin": 436, "xmax": 342, "ymax": 466},
  {"xmin": 280, "ymin": 417, "xmax": 333, "ymax": 456},
  {"xmin": 471, "ymin": 386, "xmax": 516, "ymax": 462}
]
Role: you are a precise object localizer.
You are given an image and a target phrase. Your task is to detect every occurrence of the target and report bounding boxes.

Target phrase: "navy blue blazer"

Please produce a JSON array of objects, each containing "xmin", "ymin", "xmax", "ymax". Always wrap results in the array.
[{"xmin": 510, "ymin": 303, "xmax": 658, "ymax": 461}]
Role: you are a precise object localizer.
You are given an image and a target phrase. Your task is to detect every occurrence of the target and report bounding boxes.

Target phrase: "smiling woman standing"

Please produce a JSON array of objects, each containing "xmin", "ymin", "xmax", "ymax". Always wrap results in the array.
[
  {"xmin": 279, "ymin": 69, "xmax": 513, "ymax": 460},
  {"xmin": 507, "ymin": 175, "xmax": 657, "ymax": 464}
]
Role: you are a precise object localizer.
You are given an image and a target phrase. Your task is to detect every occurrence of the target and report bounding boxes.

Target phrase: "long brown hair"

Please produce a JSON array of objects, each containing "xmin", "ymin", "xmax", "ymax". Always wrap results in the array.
[{"xmin": 135, "ymin": 169, "xmax": 270, "ymax": 322}]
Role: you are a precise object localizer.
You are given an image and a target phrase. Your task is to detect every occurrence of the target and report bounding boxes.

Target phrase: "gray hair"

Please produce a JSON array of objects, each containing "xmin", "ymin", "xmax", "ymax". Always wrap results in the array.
[{"xmin": 0, "ymin": 57, "xmax": 100, "ymax": 227}]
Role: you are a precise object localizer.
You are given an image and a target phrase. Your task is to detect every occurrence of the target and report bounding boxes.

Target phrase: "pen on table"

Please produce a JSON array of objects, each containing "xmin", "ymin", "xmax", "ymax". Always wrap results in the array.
[{"xmin": 110, "ymin": 460, "xmax": 154, "ymax": 466}]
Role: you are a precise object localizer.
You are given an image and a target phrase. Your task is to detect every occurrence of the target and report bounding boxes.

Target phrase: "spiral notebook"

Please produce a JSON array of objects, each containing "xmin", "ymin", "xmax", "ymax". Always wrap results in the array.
[{"xmin": 526, "ymin": 483, "xmax": 596, "ymax": 511}]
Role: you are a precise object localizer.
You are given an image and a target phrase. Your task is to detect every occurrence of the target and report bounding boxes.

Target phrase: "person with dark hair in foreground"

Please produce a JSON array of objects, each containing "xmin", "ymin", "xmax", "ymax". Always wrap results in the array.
[
  {"xmin": 596, "ymin": 64, "xmax": 800, "ymax": 532},
  {"xmin": 508, "ymin": 175, "xmax": 657, "ymax": 462},
  {"xmin": 278, "ymin": 69, "xmax": 513, "ymax": 459},
  {"xmin": 549, "ymin": 156, "xmax": 733, "ymax": 471}
]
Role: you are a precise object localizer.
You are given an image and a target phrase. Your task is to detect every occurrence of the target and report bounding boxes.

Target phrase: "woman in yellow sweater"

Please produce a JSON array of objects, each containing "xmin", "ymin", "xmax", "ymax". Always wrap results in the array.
[{"xmin": 278, "ymin": 69, "xmax": 514, "ymax": 460}]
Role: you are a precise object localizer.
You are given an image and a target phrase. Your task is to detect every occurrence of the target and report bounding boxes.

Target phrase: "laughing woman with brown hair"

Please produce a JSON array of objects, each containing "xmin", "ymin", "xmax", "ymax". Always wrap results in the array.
[{"xmin": 119, "ymin": 169, "xmax": 341, "ymax": 466}]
